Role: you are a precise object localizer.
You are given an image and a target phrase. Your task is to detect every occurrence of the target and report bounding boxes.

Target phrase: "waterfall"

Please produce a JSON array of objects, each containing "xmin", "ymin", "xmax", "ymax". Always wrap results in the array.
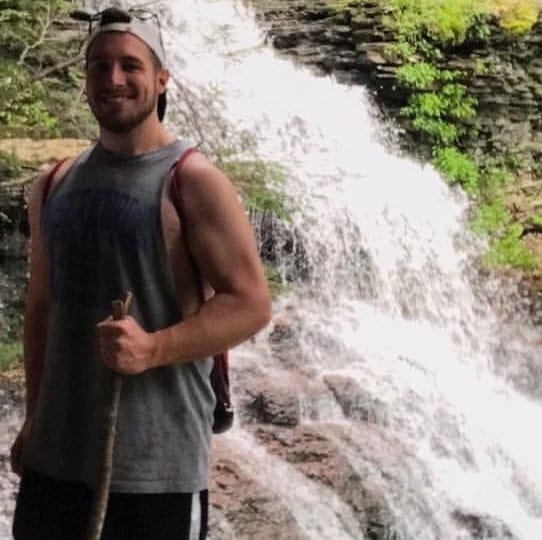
[
  {"xmin": 2, "ymin": 1, "xmax": 539, "ymax": 538},
  {"xmin": 157, "ymin": 1, "xmax": 542, "ymax": 539},
  {"xmin": 155, "ymin": 0, "xmax": 542, "ymax": 540}
]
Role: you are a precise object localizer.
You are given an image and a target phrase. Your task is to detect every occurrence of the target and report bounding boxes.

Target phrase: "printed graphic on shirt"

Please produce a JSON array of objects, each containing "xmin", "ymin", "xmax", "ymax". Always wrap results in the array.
[{"xmin": 42, "ymin": 188, "xmax": 156, "ymax": 308}]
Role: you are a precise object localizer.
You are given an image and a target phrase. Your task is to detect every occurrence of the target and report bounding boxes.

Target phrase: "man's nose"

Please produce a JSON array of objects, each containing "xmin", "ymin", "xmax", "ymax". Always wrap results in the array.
[{"xmin": 106, "ymin": 64, "xmax": 126, "ymax": 86}]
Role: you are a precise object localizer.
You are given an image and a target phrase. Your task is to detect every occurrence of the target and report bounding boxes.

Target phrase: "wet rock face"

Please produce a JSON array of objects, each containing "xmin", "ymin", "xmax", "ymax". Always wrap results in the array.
[
  {"xmin": 249, "ymin": 1, "xmax": 396, "ymax": 97},
  {"xmin": 206, "ymin": 315, "xmax": 522, "ymax": 540}
]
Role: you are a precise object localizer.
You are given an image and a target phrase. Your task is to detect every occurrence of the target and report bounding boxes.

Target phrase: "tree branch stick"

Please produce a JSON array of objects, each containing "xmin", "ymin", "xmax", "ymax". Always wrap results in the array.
[
  {"xmin": 86, "ymin": 292, "xmax": 132, "ymax": 540},
  {"xmin": 31, "ymin": 54, "xmax": 83, "ymax": 81},
  {"xmin": 18, "ymin": 4, "xmax": 52, "ymax": 65}
]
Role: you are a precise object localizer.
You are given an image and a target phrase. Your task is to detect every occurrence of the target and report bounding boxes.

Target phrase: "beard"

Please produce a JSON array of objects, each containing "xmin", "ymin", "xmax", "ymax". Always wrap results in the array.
[{"xmin": 89, "ymin": 94, "xmax": 157, "ymax": 134}]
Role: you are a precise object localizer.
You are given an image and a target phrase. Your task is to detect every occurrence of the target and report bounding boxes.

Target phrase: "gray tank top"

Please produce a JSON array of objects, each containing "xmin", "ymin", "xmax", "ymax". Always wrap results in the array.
[{"xmin": 24, "ymin": 141, "xmax": 215, "ymax": 493}]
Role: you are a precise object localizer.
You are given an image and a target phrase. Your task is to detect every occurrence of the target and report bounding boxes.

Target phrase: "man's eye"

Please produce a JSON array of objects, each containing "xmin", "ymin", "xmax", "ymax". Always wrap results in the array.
[
  {"xmin": 124, "ymin": 63, "xmax": 142, "ymax": 72},
  {"xmin": 89, "ymin": 62, "xmax": 109, "ymax": 72}
]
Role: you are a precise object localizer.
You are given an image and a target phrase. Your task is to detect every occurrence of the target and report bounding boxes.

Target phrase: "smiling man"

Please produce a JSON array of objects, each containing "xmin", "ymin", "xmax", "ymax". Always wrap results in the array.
[
  {"xmin": 85, "ymin": 13, "xmax": 167, "ymax": 135},
  {"xmin": 10, "ymin": 6, "xmax": 271, "ymax": 540}
]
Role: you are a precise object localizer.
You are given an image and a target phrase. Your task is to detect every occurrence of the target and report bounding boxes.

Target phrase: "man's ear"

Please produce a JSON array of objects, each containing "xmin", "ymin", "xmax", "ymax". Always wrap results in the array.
[{"xmin": 158, "ymin": 68, "xmax": 170, "ymax": 93}]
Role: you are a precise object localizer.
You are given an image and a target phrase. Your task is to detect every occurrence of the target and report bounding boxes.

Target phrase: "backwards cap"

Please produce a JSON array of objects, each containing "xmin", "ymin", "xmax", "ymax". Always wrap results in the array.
[{"xmin": 86, "ymin": 8, "xmax": 166, "ymax": 67}]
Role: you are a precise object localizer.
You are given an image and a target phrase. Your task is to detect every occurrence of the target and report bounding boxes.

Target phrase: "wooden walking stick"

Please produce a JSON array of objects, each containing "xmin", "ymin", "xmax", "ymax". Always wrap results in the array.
[{"xmin": 86, "ymin": 291, "xmax": 132, "ymax": 540}]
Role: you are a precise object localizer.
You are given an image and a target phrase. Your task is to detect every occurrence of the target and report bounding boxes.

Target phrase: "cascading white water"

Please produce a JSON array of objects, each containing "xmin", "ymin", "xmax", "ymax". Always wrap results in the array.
[
  {"xmin": 0, "ymin": 1, "xmax": 535, "ymax": 539},
  {"xmin": 155, "ymin": 1, "xmax": 542, "ymax": 539}
]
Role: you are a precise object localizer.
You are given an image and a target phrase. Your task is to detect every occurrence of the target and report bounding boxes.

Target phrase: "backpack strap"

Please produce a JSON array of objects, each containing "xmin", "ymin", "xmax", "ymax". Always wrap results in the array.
[
  {"xmin": 169, "ymin": 146, "xmax": 206, "ymax": 301},
  {"xmin": 169, "ymin": 147, "xmax": 233, "ymax": 434},
  {"xmin": 41, "ymin": 158, "xmax": 69, "ymax": 204},
  {"xmin": 169, "ymin": 146, "xmax": 198, "ymax": 221},
  {"xmin": 41, "ymin": 146, "xmax": 96, "ymax": 205}
]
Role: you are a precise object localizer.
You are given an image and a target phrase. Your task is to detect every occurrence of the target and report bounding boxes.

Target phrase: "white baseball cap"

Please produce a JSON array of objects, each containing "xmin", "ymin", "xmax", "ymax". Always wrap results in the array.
[{"xmin": 86, "ymin": 11, "xmax": 166, "ymax": 67}]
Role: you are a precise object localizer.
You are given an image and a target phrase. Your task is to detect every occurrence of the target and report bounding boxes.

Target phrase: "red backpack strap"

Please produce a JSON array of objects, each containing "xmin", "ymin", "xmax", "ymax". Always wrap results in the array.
[
  {"xmin": 169, "ymin": 146, "xmax": 204, "ymax": 299},
  {"xmin": 169, "ymin": 146, "xmax": 198, "ymax": 220},
  {"xmin": 176, "ymin": 146, "xmax": 199, "ymax": 170},
  {"xmin": 169, "ymin": 147, "xmax": 234, "ymax": 433},
  {"xmin": 41, "ymin": 158, "xmax": 69, "ymax": 205}
]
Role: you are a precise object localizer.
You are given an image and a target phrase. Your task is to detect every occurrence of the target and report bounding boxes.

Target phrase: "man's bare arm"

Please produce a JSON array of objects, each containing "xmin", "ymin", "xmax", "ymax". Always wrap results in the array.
[
  {"xmin": 98, "ymin": 153, "xmax": 272, "ymax": 374},
  {"xmin": 22, "ymin": 171, "xmax": 52, "ymax": 415},
  {"xmin": 11, "ymin": 159, "xmax": 72, "ymax": 474}
]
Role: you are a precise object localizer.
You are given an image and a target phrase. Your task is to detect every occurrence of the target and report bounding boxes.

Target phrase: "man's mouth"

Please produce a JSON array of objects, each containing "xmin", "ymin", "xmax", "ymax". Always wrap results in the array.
[{"xmin": 101, "ymin": 94, "xmax": 131, "ymax": 104}]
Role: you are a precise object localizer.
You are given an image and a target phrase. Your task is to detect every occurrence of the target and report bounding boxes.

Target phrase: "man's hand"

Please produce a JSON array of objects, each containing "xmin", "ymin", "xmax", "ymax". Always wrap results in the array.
[
  {"xmin": 97, "ymin": 316, "xmax": 158, "ymax": 375},
  {"xmin": 10, "ymin": 416, "xmax": 33, "ymax": 476}
]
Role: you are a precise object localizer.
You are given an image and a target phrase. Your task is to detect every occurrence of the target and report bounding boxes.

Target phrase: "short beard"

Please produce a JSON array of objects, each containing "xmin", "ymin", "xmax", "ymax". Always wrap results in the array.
[{"xmin": 90, "ymin": 98, "xmax": 157, "ymax": 134}]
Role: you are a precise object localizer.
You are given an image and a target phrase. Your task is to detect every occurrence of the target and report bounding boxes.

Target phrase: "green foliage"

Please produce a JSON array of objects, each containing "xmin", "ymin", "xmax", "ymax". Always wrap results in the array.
[
  {"xmin": 477, "ymin": 158, "xmax": 511, "ymax": 197},
  {"xmin": 530, "ymin": 215, "xmax": 542, "ymax": 228},
  {"xmin": 0, "ymin": 152, "xmax": 26, "ymax": 227},
  {"xmin": 222, "ymin": 159, "xmax": 289, "ymax": 218},
  {"xmin": 495, "ymin": 0, "xmax": 539, "ymax": 35},
  {"xmin": 470, "ymin": 198, "xmax": 536, "ymax": 269},
  {"xmin": 0, "ymin": 340, "xmax": 22, "ymax": 371},
  {"xmin": 440, "ymin": 83, "xmax": 477, "ymax": 119},
  {"xmin": 381, "ymin": 0, "xmax": 537, "ymax": 42},
  {"xmin": 386, "ymin": 41, "xmax": 419, "ymax": 62},
  {"xmin": 432, "ymin": 147, "xmax": 479, "ymax": 195},
  {"xmin": 470, "ymin": 198, "xmax": 510, "ymax": 234},
  {"xmin": 330, "ymin": 1, "xmax": 540, "ymax": 42},
  {"xmin": 0, "ymin": 60, "xmax": 60, "ymax": 137},
  {"xmin": 402, "ymin": 83, "xmax": 475, "ymax": 145},
  {"xmin": 0, "ymin": 0, "xmax": 91, "ymax": 138},
  {"xmin": 0, "ymin": 151, "xmax": 23, "ymax": 180},
  {"xmin": 397, "ymin": 60, "xmax": 477, "ymax": 147},
  {"xmin": 392, "ymin": 1, "xmax": 534, "ymax": 43},
  {"xmin": 396, "ymin": 62, "xmax": 440, "ymax": 89},
  {"xmin": 411, "ymin": 114, "xmax": 459, "ymax": 145},
  {"xmin": 386, "ymin": 0, "xmax": 488, "ymax": 44},
  {"xmin": 484, "ymin": 224, "xmax": 537, "ymax": 269},
  {"xmin": 437, "ymin": 153, "xmax": 533, "ymax": 270},
  {"xmin": 0, "ymin": 0, "xmax": 74, "ymax": 64}
]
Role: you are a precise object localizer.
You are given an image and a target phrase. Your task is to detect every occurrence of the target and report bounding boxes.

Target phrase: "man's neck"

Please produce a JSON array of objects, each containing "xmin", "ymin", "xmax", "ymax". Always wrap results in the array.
[{"xmin": 99, "ymin": 120, "xmax": 175, "ymax": 157}]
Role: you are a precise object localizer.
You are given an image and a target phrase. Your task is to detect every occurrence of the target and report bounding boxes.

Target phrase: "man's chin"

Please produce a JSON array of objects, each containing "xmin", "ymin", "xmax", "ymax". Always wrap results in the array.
[
  {"xmin": 93, "ymin": 105, "xmax": 155, "ymax": 134},
  {"xmin": 97, "ymin": 113, "xmax": 147, "ymax": 134},
  {"xmin": 100, "ymin": 120, "xmax": 138, "ymax": 134}
]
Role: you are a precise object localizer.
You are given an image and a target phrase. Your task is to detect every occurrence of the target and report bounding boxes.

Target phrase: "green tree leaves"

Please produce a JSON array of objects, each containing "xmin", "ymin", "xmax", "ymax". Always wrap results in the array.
[
  {"xmin": 0, "ymin": 0, "xmax": 90, "ymax": 138},
  {"xmin": 0, "ymin": 61, "xmax": 59, "ymax": 137}
]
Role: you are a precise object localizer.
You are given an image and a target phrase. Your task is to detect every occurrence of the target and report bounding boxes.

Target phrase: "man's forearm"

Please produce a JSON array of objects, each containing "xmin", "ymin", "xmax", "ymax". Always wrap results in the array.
[
  {"xmin": 152, "ymin": 288, "xmax": 271, "ymax": 368},
  {"xmin": 98, "ymin": 287, "xmax": 271, "ymax": 375}
]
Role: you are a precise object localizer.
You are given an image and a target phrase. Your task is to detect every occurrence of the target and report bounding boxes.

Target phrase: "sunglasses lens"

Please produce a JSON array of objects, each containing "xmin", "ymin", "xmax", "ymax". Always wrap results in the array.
[
  {"xmin": 130, "ymin": 10, "xmax": 153, "ymax": 20},
  {"xmin": 88, "ymin": 8, "xmax": 158, "ymax": 30}
]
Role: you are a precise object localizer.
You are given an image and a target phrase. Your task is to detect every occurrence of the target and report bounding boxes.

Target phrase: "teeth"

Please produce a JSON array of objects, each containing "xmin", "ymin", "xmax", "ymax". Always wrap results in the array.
[{"xmin": 103, "ymin": 95, "xmax": 128, "ymax": 101}]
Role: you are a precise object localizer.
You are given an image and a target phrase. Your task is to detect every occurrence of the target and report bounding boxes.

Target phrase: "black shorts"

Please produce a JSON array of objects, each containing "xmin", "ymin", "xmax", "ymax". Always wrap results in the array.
[{"xmin": 13, "ymin": 468, "xmax": 208, "ymax": 540}]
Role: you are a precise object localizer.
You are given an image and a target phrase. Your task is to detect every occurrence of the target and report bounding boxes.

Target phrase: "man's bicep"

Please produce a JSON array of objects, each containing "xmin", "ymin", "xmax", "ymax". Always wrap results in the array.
[{"xmin": 182, "ymin": 162, "xmax": 265, "ymax": 295}]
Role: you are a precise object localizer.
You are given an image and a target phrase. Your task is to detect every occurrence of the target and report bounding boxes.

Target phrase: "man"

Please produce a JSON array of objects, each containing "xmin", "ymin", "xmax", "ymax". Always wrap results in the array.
[{"xmin": 10, "ymin": 7, "xmax": 271, "ymax": 539}]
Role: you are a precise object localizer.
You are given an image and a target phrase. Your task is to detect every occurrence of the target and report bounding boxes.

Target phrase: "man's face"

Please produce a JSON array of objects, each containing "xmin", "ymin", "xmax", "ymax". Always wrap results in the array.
[{"xmin": 85, "ymin": 32, "xmax": 168, "ymax": 133}]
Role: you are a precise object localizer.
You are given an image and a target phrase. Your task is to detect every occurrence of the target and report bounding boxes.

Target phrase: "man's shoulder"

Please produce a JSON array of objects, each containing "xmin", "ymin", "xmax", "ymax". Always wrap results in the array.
[{"xmin": 176, "ymin": 151, "xmax": 227, "ymax": 188}]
